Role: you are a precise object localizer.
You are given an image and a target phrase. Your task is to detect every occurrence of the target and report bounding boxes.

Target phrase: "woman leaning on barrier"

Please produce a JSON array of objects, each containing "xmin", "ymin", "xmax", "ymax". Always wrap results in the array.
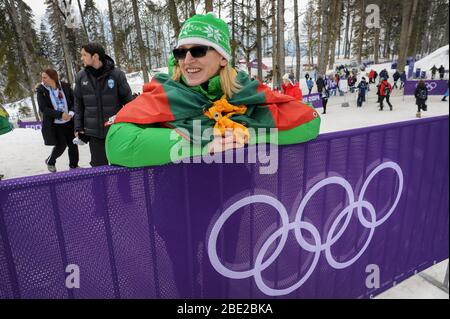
[
  {"xmin": 105, "ymin": 13, "xmax": 321, "ymax": 167},
  {"xmin": 36, "ymin": 69, "xmax": 80, "ymax": 173}
]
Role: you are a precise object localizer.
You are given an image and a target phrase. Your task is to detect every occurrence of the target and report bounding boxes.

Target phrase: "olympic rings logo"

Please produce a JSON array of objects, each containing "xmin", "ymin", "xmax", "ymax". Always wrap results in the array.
[
  {"xmin": 207, "ymin": 162, "xmax": 403, "ymax": 296},
  {"xmin": 425, "ymin": 82, "xmax": 437, "ymax": 91}
]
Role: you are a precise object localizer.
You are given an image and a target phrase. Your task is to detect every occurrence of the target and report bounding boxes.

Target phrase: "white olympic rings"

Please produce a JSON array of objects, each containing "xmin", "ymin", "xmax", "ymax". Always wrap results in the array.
[{"xmin": 207, "ymin": 161, "xmax": 403, "ymax": 296}]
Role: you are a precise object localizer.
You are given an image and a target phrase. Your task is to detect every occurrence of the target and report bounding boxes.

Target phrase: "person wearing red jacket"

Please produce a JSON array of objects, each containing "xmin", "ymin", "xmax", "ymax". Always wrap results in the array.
[
  {"xmin": 369, "ymin": 70, "xmax": 375, "ymax": 83},
  {"xmin": 379, "ymin": 78, "xmax": 393, "ymax": 111},
  {"xmin": 282, "ymin": 73, "xmax": 303, "ymax": 101}
]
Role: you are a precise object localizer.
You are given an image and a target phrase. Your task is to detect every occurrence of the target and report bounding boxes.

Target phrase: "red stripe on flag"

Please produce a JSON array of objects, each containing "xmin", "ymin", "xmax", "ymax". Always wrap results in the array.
[
  {"xmin": 257, "ymin": 81, "xmax": 319, "ymax": 130},
  {"xmin": 114, "ymin": 78, "xmax": 175, "ymax": 124}
]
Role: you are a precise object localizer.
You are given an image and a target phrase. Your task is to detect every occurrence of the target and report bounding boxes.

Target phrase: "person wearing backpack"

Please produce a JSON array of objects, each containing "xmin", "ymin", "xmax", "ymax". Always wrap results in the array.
[
  {"xmin": 393, "ymin": 70, "xmax": 401, "ymax": 89},
  {"xmin": 415, "ymin": 80, "xmax": 428, "ymax": 118},
  {"xmin": 379, "ymin": 78, "xmax": 393, "ymax": 111},
  {"xmin": 438, "ymin": 65, "xmax": 446, "ymax": 80},
  {"xmin": 356, "ymin": 77, "xmax": 368, "ymax": 107}
]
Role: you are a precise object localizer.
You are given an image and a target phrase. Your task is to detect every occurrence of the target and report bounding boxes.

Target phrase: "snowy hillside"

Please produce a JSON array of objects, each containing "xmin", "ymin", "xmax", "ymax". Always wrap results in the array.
[{"xmin": 414, "ymin": 45, "xmax": 449, "ymax": 72}]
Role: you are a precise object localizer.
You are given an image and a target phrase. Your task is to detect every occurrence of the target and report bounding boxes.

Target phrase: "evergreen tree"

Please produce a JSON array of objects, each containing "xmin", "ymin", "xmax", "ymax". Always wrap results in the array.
[{"xmin": 84, "ymin": 0, "xmax": 105, "ymax": 46}]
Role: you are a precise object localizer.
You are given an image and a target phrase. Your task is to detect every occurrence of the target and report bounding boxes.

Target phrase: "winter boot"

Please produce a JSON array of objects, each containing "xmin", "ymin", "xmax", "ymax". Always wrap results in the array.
[
  {"xmin": 416, "ymin": 112, "xmax": 421, "ymax": 118},
  {"xmin": 45, "ymin": 158, "xmax": 57, "ymax": 173}
]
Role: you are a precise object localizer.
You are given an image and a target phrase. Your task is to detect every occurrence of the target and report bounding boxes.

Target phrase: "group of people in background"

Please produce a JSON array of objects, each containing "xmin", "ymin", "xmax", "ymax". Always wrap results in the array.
[
  {"xmin": 430, "ymin": 65, "xmax": 446, "ymax": 80},
  {"xmin": 279, "ymin": 64, "xmax": 449, "ymax": 119}
]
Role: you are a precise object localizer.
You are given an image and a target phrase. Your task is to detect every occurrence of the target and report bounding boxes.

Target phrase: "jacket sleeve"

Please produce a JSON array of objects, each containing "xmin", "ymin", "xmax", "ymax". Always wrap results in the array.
[
  {"xmin": 73, "ymin": 74, "xmax": 85, "ymax": 131},
  {"xmin": 117, "ymin": 71, "xmax": 134, "ymax": 106},
  {"xmin": 37, "ymin": 90, "xmax": 63, "ymax": 119}
]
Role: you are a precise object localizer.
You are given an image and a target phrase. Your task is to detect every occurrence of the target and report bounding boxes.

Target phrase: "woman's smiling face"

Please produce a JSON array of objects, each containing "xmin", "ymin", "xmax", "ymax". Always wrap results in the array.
[{"xmin": 178, "ymin": 44, "xmax": 228, "ymax": 86}]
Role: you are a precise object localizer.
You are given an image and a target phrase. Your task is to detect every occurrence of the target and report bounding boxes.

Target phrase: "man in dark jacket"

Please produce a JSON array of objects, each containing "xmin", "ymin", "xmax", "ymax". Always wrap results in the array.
[
  {"xmin": 431, "ymin": 65, "xmax": 438, "ymax": 79},
  {"xmin": 316, "ymin": 76, "xmax": 325, "ymax": 93},
  {"xmin": 438, "ymin": 65, "xmax": 446, "ymax": 80},
  {"xmin": 74, "ymin": 43, "xmax": 133, "ymax": 167},
  {"xmin": 356, "ymin": 77, "xmax": 368, "ymax": 107},
  {"xmin": 393, "ymin": 70, "xmax": 401, "ymax": 89}
]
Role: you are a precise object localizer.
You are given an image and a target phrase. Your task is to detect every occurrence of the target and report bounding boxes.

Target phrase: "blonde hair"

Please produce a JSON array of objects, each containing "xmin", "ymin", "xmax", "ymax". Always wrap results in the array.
[{"xmin": 172, "ymin": 65, "xmax": 242, "ymax": 98}]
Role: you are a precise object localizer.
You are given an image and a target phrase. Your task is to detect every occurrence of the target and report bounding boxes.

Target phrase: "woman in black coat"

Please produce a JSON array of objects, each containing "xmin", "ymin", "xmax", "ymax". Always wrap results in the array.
[
  {"xmin": 414, "ymin": 80, "xmax": 428, "ymax": 118},
  {"xmin": 37, "ymin": 69, "xmax": 79, "ymax": 172}
]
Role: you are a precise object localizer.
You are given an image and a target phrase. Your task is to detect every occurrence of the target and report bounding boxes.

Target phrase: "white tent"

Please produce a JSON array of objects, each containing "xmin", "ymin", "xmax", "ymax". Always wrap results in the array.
[{"xmin": 414, "ymin": 45, "xmax": 449, "ymax": 72}]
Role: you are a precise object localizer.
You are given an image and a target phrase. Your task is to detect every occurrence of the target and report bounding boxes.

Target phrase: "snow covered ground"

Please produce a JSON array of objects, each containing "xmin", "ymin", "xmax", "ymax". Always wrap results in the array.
[{"xmin": 2, "ymin": 85, "xmax": 448, "ymax": 180}]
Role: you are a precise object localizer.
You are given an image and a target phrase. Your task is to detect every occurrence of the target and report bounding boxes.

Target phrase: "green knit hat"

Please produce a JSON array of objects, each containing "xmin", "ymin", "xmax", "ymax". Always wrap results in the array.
[{"xmin": 177, "ymin": 13, "xmax": 231, "ymax": 61}]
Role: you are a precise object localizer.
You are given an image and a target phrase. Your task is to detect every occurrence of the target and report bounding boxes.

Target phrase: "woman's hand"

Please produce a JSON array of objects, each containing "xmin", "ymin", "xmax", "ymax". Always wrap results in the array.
[
  {"xmin": 61, "ymin": 112, "xmax": 71, "ymax": 121},
  {"xmin": 207, "ymin": 131, "xmax": 246, "ymax": 154}
]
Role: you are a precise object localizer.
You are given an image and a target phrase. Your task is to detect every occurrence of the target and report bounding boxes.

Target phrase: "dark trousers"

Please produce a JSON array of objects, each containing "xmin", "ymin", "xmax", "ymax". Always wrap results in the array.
[
  {"xmin": 357, "ymin": 94, "xmax": 365, "ymax": 107},
  {"xmin": 417, "ymin": 101, "xmax": 427, "ymax": 112},
  {"xmin": 393, "ymin": 81, "xmax": 398, "ymax": 89},
  {"xmin": 322, "ymin": 99, "xmax": 328, "ymax": 113},
  {"xmin": 88, "ymin": 136, "xmax": 109, "ymax": 167},
  {"xmin": 380, "ymin": 96, "xmax": 393, "ymax": 110},
  {"xmin": 48, "ymin": 121, "xmax": 79, "ymax": 168}
]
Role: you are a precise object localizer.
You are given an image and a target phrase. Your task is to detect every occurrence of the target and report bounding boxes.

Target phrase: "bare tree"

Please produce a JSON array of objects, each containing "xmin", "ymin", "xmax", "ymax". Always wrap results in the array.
[
  {"xmin": 397, "ymin": 1, "xmax": 413, "ymax": 72},
  {"xmin": 294, "ymin": 0, "xmax": 301, "ymax": 81},
  {"xmin": 328, "ymin": 0, "xmax": 341, "ymax": 70},
  {"xmin": 168, "ymin": 0, "xmax": 181, "ymax": 38},
  {"xmin": 107, "ymin": 0, "xmax": 120, "ymax": 68},
  {"xmin": 231, "ymin": 0, "xmax": 237, "ymax": 66},
  {"xmin": 4, "ymin": 0, "xmax": 40, "ymax": 121},
  {"xmin": 318, "ymin": 0, "xmax": 330, "ymax": 75},
  {"xmin": 276, "ymin": 0, "xmax": 285, "ymax": 84},
  {"xmin": 256, "ymin": 0, "xmax": 263, "ymax": 80},
  {"xmin": 356, "ymin": 0, "xmax": 365, "ymax": 65},
  {"xmin": 48, "ymin": 0, "xmax": 75, "ymax": 84},
  {"xmin": 77, "ymin": 0, "xmax": 89, "ymax": 41},
  {"xmin": 131, "ymin": 0, "xmax": 149, "ymax": 82},
  {"xmin": 205, "ymin": 0, "xmax": 213, "ymax": 12},
  {"xmin": 343, "ymin": 0, "xmax": 351, "ymax": 58},
  {"xmin": 271, "ymin": 0, "xmax": 278, "ymax": 87}
]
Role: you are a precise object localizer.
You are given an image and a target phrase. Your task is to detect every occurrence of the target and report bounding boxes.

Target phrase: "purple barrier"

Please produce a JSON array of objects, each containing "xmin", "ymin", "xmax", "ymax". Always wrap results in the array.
[
  {"xmin": 0, "ymin": 116, "xmax": 448, "ymax": 299},
  {"xmin": 303, "ymin": 93, "xmax": 323, "ymax": 108},
  {"xmin": 17, "ymin": 121, "xmax": 42, "ymax": 130},
  {"xmin": 404, "ymin": 80, "xmax": 448, "ymax": 95}
]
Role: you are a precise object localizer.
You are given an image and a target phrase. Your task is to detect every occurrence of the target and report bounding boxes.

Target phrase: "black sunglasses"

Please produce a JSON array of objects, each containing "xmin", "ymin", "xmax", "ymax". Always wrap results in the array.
[{"xmin": 172, "ymin": 46, "xmax": 215, "ymax": 60}]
